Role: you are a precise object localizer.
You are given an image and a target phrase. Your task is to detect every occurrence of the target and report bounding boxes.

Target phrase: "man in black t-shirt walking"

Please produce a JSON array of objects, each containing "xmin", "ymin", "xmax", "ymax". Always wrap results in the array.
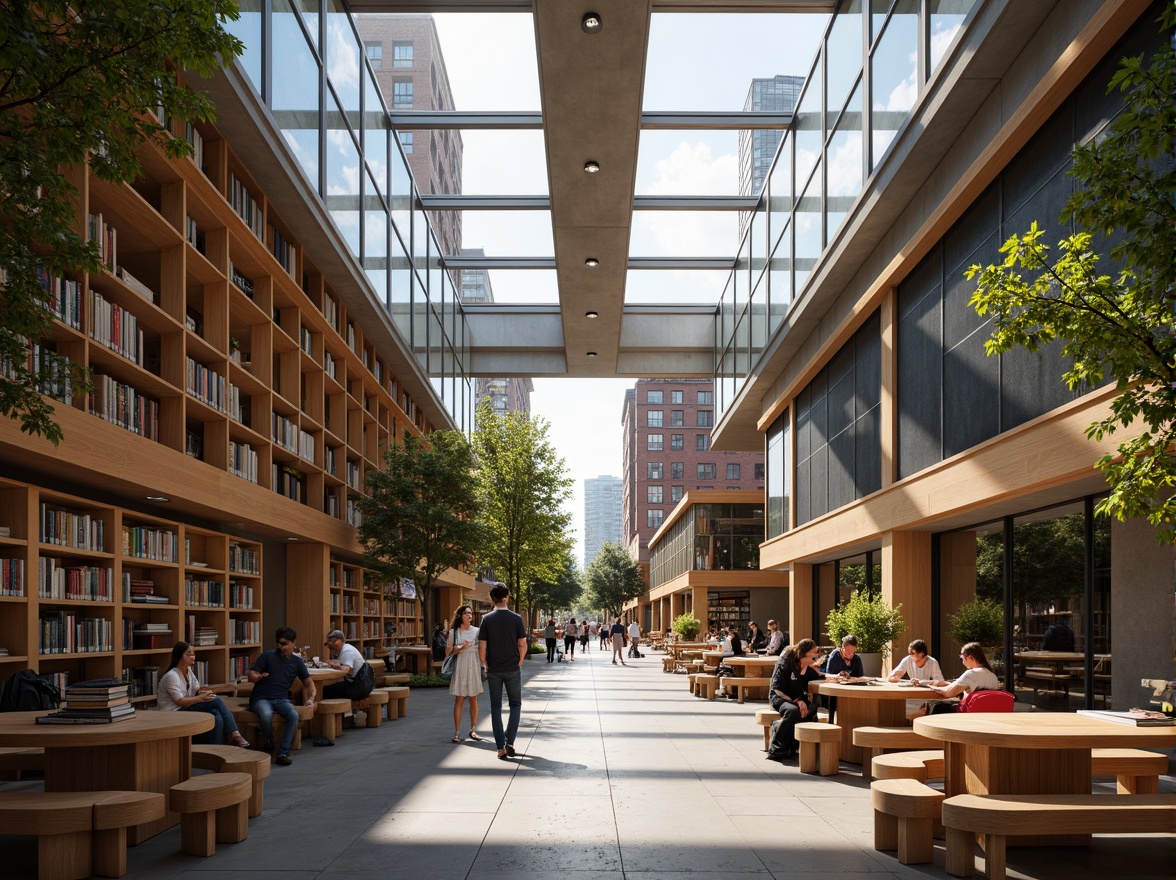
[{"xmin": 478, "ymin": 584, "xmax": 528, "ymax": 760}]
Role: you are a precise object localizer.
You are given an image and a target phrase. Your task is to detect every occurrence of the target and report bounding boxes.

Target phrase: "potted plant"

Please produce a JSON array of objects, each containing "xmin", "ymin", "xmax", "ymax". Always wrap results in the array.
[
  {"xmin": 824, "ymin": 590, "xmax": 906, "ymax": 677},
  {"xmin": 671, "ymin": 613, "xmax": 702, "ymax": 641}
]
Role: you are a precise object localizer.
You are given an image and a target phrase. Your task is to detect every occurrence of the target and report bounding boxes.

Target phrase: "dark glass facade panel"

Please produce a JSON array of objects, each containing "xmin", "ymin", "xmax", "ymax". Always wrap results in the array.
[{"xmin": 796, "ymin": 311, "xmax": 880, "ymax": 526}]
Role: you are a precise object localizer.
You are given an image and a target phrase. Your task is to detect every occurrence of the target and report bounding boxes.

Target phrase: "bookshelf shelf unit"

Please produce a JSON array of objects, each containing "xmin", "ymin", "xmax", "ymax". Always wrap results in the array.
[
  {"xmin": 0, "ymin": 477, "xmax": 262, "ymax": 694},
  {"xmin": 1, "ymin": 87, "xmax": 440, "ymax": 682}
]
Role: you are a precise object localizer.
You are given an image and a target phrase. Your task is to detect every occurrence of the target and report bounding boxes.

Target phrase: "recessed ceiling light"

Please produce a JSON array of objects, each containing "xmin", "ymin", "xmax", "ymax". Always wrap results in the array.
[
  {"xmin": 145, "ymin": 495, "xmax": 170, "ymax": 502},
  {"xmin": 586, "ymin": 311, "xmax": 599, "ymax": 318},
  {"xmin": 287, "ymin": 537, "xmax": 299, "ymax": 542},
  {"xmin": 581, "ymin": 12, "xmax": 602, "ymax": 34},
  {"xmin": 583, "ymin": 160, "xmax": 600, "ymax": 173},
  {"xmin": 585, "ymin": 257, "xmax": 599, "ymax": 267},
  {"xmin": 587, "ymin": 351, "xmax": 598, "ymax": 357}
]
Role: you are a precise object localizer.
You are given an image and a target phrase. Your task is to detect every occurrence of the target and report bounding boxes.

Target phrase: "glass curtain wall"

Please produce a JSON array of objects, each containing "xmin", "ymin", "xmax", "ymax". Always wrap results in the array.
[
  {"xmin": 936, "ymin": 499, "xmax": 1112, "ymax": 710},
  {"xmin": 223, "ymin": 1, "xmax": 472, "ymax": 433},
  {"xmin": 716, "ymin": 0, "xmax": 977, "ymax": 420}
]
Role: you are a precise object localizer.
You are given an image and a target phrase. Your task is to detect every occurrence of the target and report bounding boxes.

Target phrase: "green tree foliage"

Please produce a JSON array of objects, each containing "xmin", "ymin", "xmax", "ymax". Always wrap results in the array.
[
  {"xmin": 0, "ymin": 1, "xmax": 242, "ymax": 442},
  {"xmin": 357, "ymin": 430, "xmax": 485, "ymax": 645},
  {"xmin": 671, "ymin": 613, "xmax": 702, "ymax": 641},
  {"xmin": 529, "ymin": 550, "xmax": 583, "ymax": 623},
  {"xmin": 473, "ymin": 402, "xmax": 574, "ymax": 614},
  {"xmin": 966, "ymin": 8, "xmax": 1176, "ymax": 540},
  {"xmin": 824, "ymin": 590, "xmax": 905, "ymax": 659},
  {"xmin": 584, "ymin": 541, "xmax": 645, "ymax": 618}
]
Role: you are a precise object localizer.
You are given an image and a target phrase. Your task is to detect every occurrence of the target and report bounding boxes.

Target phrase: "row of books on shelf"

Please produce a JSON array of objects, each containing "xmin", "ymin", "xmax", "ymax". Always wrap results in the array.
[
  {"xmin": 129, "ymin": 621, "xmax": 171, "ymax": 650},
  {"xmin": 39, "ymin": 560, "xmax": 114, "ymax": 602},
  {"xmin": 229, "ymin": 261, "xmax": 254, "ymax": 298},
  {"xmin": 346, "ymin": 499, "xmax": 363, "ymax": 527},
  {"xmin": 229, "ymin": 173, "xmax": 264, "ymax": 241},
  {"xmin": 186, "ymin": 123, "xmax": 206, "ymax": 176},
  {"xmin": 116, "ymin": 267, "xmax": 155, "ymax": 303},
  {"xmin": 272, "ymin": 229, "xmax": 296, "ymax": 277},
  {"xmin": 121, "ymin": 525, "xmax": 178, "ymax": 563},
  {"xmin": 89, "ymin": 289, "xmax": 145, "ymax": 364},
  {"xmin": 0, "ymin": 557, "xmax": 24, "ymax": 596},
  {"xmin": 273, "ymin": 412, "xmax": 313, "ymax": 458},
  {"xmin": 88, "ymin": 213, "xmax": 117, "ymax": 272},
  {"xmin": 273, "ymin": 465, "xmax": 305, "ymax": 502},
  {"xmin": 40, "ymin": 267, "xmax": 82, "ymax": 329},
  {"xmin": 229, "ymin": 580, "xmax": 255, "ymax": 608},
  {"xmin": 41, "ymin": 503, "xmax": 106, "ymax": 551},
  {"xmin": 228, "ymin": 542, "xmax": 259, "ymax": 576},
  {"xmin": 229, "ymin": 440, "xmax": 259, "ymax": 483},
  {"xmin": 90, "ymin": 373, "xmax": 159, "ymax": 440},
  {"xmin": 229, "ymin": 617, "xmax": 260, "ymax": 645},
  {"xmin": 185, "ymin": 578, "xmax": 224, "ymax": 607},
  {"xmin": 40, "ymin": 611, "xmax": 114, "ymax": 654},
  {"xmin": 185, "ymin": 215, "xmax": 206, "ymax": 255},
  {"xmin": 1, "ymin": 343, "xmax": 75, "ymax": 404},
  {"xmin": 186, "ymin": 356, "xmax": 227, "ymax": 412}
]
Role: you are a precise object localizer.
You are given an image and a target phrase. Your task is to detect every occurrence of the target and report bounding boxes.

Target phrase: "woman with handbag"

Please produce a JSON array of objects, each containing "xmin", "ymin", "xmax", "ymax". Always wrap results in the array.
[{"xmin": 446, "ymin": 605, "xmax": 483, "ymax": 742}]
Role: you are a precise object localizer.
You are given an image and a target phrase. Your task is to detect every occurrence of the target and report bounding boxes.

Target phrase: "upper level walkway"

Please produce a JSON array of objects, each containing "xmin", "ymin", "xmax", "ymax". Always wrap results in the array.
[{"xmin": 4, "ymin": 642, "xmax": 1174, "ymax": 880}]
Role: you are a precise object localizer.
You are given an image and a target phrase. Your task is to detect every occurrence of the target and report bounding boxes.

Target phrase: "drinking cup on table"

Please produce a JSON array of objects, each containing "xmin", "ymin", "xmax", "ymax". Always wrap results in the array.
[{"xmin": 312, "ymin": 656, "xmax": 320, "ymax": 667}]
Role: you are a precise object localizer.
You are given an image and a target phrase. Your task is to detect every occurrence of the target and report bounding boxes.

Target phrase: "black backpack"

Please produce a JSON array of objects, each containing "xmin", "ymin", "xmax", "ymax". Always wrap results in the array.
[{"xmin": 0, "ymin": 670, "xmax": 62, "ymax": 711}]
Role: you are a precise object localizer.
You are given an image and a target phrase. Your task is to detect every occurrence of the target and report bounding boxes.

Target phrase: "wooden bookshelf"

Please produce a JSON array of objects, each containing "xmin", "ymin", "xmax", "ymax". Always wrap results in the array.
[
  {"xmin": 0, "ymin": 477, "xmax": 262, "ymax": 693},
  {"xmin": 0, "ymin": 85, "xmax": 435, "ymax": 679}
]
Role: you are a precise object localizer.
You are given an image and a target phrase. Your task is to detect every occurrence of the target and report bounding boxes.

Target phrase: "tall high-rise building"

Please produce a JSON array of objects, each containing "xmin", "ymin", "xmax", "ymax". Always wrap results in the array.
[
  {"xmin": 583, "ymin": 476, "xmax": 623, "ymax": 568},
  {"xmin": 621, "ymin": 379, "xmax": 763, "ymax": 566},
  {"xmin": 354, "ymin": 14, "xmax": 463, "ymax": 260},
  {"xmin": 738, "ymin": 75, "xmax": 803, "ymax": 238}
]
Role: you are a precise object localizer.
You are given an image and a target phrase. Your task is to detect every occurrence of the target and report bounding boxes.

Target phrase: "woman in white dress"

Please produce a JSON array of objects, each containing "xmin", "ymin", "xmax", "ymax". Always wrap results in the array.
[{"xmin": 446, "ymin": 604, "xmax": 483, "ymax": 742}]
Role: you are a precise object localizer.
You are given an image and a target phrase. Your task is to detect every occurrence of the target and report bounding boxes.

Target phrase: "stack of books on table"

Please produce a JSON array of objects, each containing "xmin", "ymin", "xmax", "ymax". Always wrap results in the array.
[{"xmin": 37, "ymin": 678, "xmax": 135, "ymax": 724}]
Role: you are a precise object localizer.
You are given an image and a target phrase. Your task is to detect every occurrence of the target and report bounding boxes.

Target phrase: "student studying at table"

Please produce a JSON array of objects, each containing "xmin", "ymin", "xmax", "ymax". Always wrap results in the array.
[{"xmin": 913, "ymin": 641, "xmax": 1000, "ymax": 714}]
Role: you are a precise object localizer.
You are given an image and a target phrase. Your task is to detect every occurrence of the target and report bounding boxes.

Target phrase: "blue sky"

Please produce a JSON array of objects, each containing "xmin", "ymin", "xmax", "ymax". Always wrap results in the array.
[{"xmin": 430, "ymin": 11, "xmax": 829, "ymax": 564}]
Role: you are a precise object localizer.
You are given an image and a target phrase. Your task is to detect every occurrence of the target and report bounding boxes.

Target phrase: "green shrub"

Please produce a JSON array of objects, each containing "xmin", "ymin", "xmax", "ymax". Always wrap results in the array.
[
  {"xmin": 672, "ymin": 613, "xmax": 702, "ymax": 641},
  {"xmin": 824, "ymin": 590, "xmax": 905, "ymax": 659},
  {"xmin": 528, "ymin": 642, "xmax": 547, "ymax": 655},
  {"xmin": 949, "ymin": 597, "xmax": 1004, "ymax": 646},
  {"xmin": 407, "ymin": 674, "xmax": 449, "ymax": 688}
]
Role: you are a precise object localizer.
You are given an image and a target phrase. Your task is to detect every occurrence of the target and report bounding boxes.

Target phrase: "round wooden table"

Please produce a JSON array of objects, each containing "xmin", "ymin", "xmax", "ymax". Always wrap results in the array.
[
  {"xmin": 395, "ymin": 644, "xmax": 433, "ymax": 674},
  {"xmin": 914, "ymin": 711, "xmax": 1176, "ymax": 846},
  {"xmin": 725, "ymin": 656, "xmax": 778, "ymax": 677},
  {"xmin": 815, "ymin": 680, "xmax": 948, "ymax": 763},
  {"xmin": 0, "ymin": 709, "xmax": 213, "ymax": 843}
]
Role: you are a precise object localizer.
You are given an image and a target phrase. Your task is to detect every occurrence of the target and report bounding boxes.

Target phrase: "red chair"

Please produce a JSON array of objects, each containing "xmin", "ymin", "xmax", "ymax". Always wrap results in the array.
[{"xmin": 958, "ymin": 689, "xmax": 1014, "ymax": 713}]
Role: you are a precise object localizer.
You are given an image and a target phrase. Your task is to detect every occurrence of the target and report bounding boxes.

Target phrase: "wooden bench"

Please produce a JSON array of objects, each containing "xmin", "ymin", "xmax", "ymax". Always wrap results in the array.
[
  {"xmin": 92, "ymin": 791, "xmax": 167, "ymax": 877},
  {"xmin": 1090, "ymin": 747, "xmax": 1168, "ymax": 794},
  {"xmin": 853, "ymin": 726, "xmax": 936, "ymax": 780},
  {"xmin": 796, "ymin": 721, "xmax": 841, "ymax": 776},
  {"xmin": 379, "ymin": 673, "xmax": 410, "ymax": 686},
  {"xmin": 871, "ymin": 778, "xmax": 945, "ymax": 865},
  {"xmin": 941, "ymin": 793, "xmax": 1176, "ymax": 880},
  {"xmin": 228, "ymin": 698, "xmax": 313, "ymax": 750},
  {"xmin": 315, "ymin": 698, "xmax": 352, "ymax": 741},
  {"xmin": 723, "ymin": 676, "xmax": 769, "ymax": 703},
  {"xmin": 0, "ymin": 790, "xmax": 164, "ymax": 880},
  {"xmin": 663, "ymin": 655, "xmax": 678, "ymax": 673},
  {"xmin": 376, "ymin": 685, "xmax": 409, "ymax": 719},
  {"xmin": 693, "ymin": 673, "xmax": 719, "ymax": 700},
  {"xmin": 0, "ymin": 745, "xmax": 45, "ymax": 780},
  {"xmin": 192, "ymin": 744, "xmax": 272, "ymax": 817},
  {"xmin": 169, "ymin": 772, "xmax": 252, "ymax": 857},
  {"xmin": 351, "ymin": 689, "xmax": 390, "ymax": 727},
  {"xmin": 753, "ymin": 706, "xmax": 829, "ymax": 750},
  {"xmin": 871, "ymin": 749, "xmax": 945, "ymax": 782}
]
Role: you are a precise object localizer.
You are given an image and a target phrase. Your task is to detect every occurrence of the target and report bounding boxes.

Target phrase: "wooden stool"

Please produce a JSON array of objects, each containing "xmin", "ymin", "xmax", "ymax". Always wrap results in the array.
[
  {"xmin": 91, "ymin": 791, "xmax": 166, "ymax": 878},
  {"xmin": 376, "ymin": 686, "xmax": 409, "ymax": 719},
  {"xmin": 229, "ymin": 701, "xmax": 312, "ymax": 751},
  {"xmin": 352, "ymin": 689, "xmax": 390, "ymax": 726},
  {"xmin": 0, "ymin": 791, "xmax": 101, "ymax": 880},
  {"xmin": 379, "ymin": 673, "xmax": 410, "ymax": 686},
  {"xmin": 169, "ymin": 772, "xmax": 252, "ymax": 857},
  {"xmin": 192, "ymin": 745, "xmax": 272, "ymax": 817},
  {"xmin": 870, "ymin": 778, "xmax": 944, "ymax": 865},
  {"xmin": 796, "ymin": 721, "xmax": 841, "ymax": 776},
  {"xmin": 315, "ymin": 698, "xmax": 352, "ymax": 741},
  {"xmin": 852, "ymin": 726, "xmax": 936, "ymax": 780},
  {"xmin": 693, "ymin": 674, "xmax": 719, "ymax": 700},
  {"xmin": 871, "ymin": 749, "xmax": 945, "ymax": 782},
  {"xmin": 687, "ymin": 673, "xmax": 699, "ymax": 694}
]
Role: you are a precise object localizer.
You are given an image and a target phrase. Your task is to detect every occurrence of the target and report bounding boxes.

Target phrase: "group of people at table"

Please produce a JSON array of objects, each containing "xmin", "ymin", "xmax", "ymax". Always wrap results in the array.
[
  {"xmin": 762, "ymin": 635, "xmax": 999, "ymax": 763},
  {"xmin": 156, "ymin": 625, "xmax": 371, "ymax": 766}
]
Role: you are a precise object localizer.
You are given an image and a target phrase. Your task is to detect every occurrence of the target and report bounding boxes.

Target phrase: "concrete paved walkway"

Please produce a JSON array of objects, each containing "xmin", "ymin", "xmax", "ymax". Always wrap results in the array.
[{"xmin": 5, "ymin": 645, "xmax": 1174, "ymax": 879}]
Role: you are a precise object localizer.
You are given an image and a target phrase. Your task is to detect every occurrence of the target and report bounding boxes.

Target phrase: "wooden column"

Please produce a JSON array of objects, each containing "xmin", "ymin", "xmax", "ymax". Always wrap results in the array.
[
  {"xmin": 882, "ymin": 531, "xmax": 932, "ymax": 677},
  {"xmin": 790, "ymin": 562, "xmax": 813, "ymax": 645}
]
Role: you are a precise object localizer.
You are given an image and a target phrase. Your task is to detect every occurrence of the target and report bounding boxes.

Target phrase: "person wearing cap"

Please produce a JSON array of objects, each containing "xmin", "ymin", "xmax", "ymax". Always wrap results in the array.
[
  {"xmin": 248, "ymin": 626, "xmax": 315, "ymax": 766},
  {"xmin": 321, "ymin": 629, "xmax": 369, "ymax": 700}
]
